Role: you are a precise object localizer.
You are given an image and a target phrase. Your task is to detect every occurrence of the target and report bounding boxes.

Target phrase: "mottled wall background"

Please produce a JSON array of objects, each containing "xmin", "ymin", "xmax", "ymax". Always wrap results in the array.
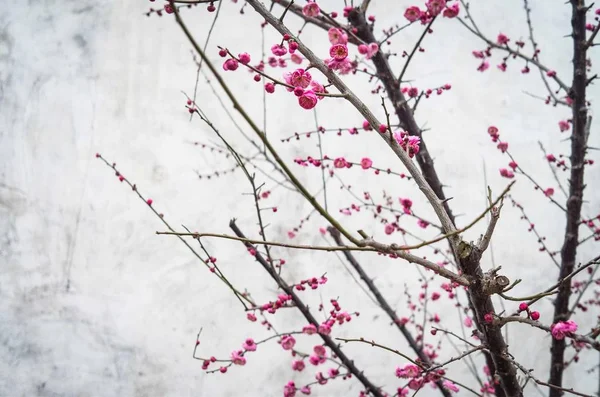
[{"xmin": 1, "ymin": 1, "xmax": 599, "ymax": 396}]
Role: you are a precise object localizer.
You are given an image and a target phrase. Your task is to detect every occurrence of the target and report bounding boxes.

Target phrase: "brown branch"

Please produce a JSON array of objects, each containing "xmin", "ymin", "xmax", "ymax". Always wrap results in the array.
[{"xmin": 549, "ymin": 1, "xmax": 591, "ymax": 394}]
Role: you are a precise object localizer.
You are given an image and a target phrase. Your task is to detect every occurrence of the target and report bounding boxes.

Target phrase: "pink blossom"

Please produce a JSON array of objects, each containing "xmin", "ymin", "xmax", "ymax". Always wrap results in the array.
[
  {"xmin": 271, "ymin": 44, "xmax": 288, "ymax": 56},
  {"xmin": 328, "ymin": 28, "xmax": 348, "ymax": 45},
  {"xmin": 559, "ymin": 120, "xmax": 570, "ymax": 132},
  {"xmin": 238, "ymin": 53, "xmax": 251, "ymax": 64},
  {"xmin": 426, "ymin": 0, "xmax": 446, "ymax": 16},
  {"xmin": 300, "ymin": 386, "xmax": 311, "ymax": 395},
  {"xmin": 281, "ymin": 335, "xmax": 296, "ymax": 350},
  {"xmin": 497, "ymin": 33, "xmax": 510, "ymax": 45},
  {"xmin": 407, "ymin": 136, "xmax": 421, "ymax": 157},
  {"xmin": 246, "ymin": 313, "xmax": 257, "ymax": 322},
  {"xmin": 265, "ymin": 83, "xmax": 275, "ymax": 93},
  {"xmin": 464, "ymin": 317, "xmax": 473, "ymax": 328},
  {"xmin": 315, "ymin": 372, "xmax": 328, "ymax": 385},
  {"xmin": 310, "ymin": 80, "xmax": 327, "ymax": 98},
  {"xmin": 325, "ymin": 57, "xmax": 355, "ymax": 74},
  {"xmin": 302, "ymin": 324, "xmax": 317, "ymax": 334},
  {"xmin": 302, "ymin": 2, "xmax": 320, "ymax": 17},
  {"xmin": 404, "ymin": 6, "xmax": 422, "ymax": 22},
  {"xmin": 292, "ymin": 360, "xmax": 305, "ymax": 371},
  {"xmin": 313, "ymin": 345, "xmax": 327, "ymax": 357},
  {"xmin": 417, "ymin": 219, "xmax": 429, "ymax": 229},
  {"xmin": 243, "ymin": 338, "xmax": 257, "ymax": 351},
  {"xmin": 544, "ymin": 188, "xmax": 555, "ymax": 197},
  {"xmin": 443, "ymin": 380, "xmax": 460, "ymax": 393},
  {"xmin": 547, "ymin": 154, "xmax": 557, "ymax": 162},
  {"xmin": 333, "ymin": 157, "xmax": 348, "ymax": 168},
  {"xmin": 291, "ymin": 53, "xmax": 303, "ymax": 64},
  {"xmin": 287, "ymin": 231, "xmax": 296, "ymax": 239},
  {"xmin": 231, "ymin": 350, "xmax": 246, "ymax": 366},
  {"xmin": 384, "ymin": 223, "xmax": 395, "ymax": 235},
  {"xmin": 442, "ymin": 2, "xmax": 460, "ymax": 18},
  {"xmin": 283, "ymin": 381, "xmax": 296, "ymax": 397},
  {"xmin": 477, "ymin": 61, "xmax": 490, "ymax": 72},
  {"xmin": 318, "ymin": 323, "xmax": 332, "ymax": 335},
  {"xmin": 497, "ymin": 142, "xmax": 508, "ymax": 153},
  {"xmin": 308, "ymin": 355, "xmax": 321, "ymax": 365},
  {"xmin": 395, "ymin": 364, "xmax": 421, "ymax": 379},
  {"xmin": 358, "ymin": 42, "xmax": 379, "ymax": 59},
  {"xmin": 551, "ymin": 320, "xmax": 578, "ymax": 340},
  {"xmin": 361, "ymin": 157, "xmax": 373, "ymax": 169},
  {"xmin": 298, "ymin": 90, "xmax": 318, "ymax": 110},
  {"xmin": 407, "ymin": 87, "xmax": 419, "ymax": 98},
  {"xmin": 222, "ymin": 59, "xmax": 239, "ymax": 71},
  {"xmin": 499, "ymin": 168, "xmax": 515, "ymax": 179},
  {"xmin": 509, "ymin": 161, "xmax": 518, "ymax": 170},
  {"xmin": 329, "ymin": 44, "xmax": 349, "ymax": 61},
  {"xmin": 283, "ymin": 69, "xmax": 312, "ymax": 90}
]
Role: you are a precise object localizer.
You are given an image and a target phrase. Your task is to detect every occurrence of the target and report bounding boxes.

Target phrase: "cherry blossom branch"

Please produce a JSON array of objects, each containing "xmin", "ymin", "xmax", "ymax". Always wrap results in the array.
[
  {"xmin": 514, "ymin": 254, "xmax": 600, "ymax": 312},
  {"xmin": 511, "ymin": 359, "xmax": 595, "ymax": 397},
  {"xmin": 327, "ymin": 227, "xmax": 453, "ymax": 397},
  {"xmin": 95, "ymin": 154, "xmax": 252, "ymax": 308},
  {"xmin": 229, "ymin": 220, "xmax": 386, "ymax": 397},
  {"xmin": 549, "ymin": 2, "xmax": 592, "ymax": 393},
  {"xmin": 398, "ymin": 16, "xmax": 437, "ymax": 83},
  {"xmin": 458, "ymin": 1, "xmax": 570, "ymax": 93},
  {"xmin": 496, "ymin": 316, "xmax": 600, "ymax": 351},
  {"xmin": 246, "ymin": 0, "xmax": 459, "ymax": 244},
  {"xmin": 158, "ymin": 230, "xmax": 471, "ymax": 286},
  {"xmin": 171, "ymin": 4, "xmax": 360, "ymax": 246},
  {"xmin": 336, "ymin": 337, "xmax": 420, "ymax": 365}
]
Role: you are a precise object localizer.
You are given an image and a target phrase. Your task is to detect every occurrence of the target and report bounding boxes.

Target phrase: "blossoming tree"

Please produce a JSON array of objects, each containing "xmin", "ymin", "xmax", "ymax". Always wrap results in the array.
[{"xmin": 98, "ymin": 0, "xmax": 599, "ymax": 396}]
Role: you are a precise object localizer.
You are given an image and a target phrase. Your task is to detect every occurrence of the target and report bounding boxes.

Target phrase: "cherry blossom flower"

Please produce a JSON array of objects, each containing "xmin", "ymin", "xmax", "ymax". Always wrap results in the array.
[
  {"xmin": 328, "ymin": 27, "xmax": 348, "ymax": 45},
  {"xmin": 497, "ymin": 33, "xmax": 510, "ymax": 45},
  {"xmin": 395, "ymin": 364, "xmax": 421, "ymax": 378},
  {"xmin": 443, "ymin": 2, "xmax": 460, "ymax": 18},
  {"xmin": 271, "ymin": 44, "xmax": 288, "ymax": 56},
  {"xmin": 443, "ymin": 380, "xmax": 460, "ymax": 393},
  {"xmin": 302, "ymin": 2, "xmax": 320, "ymax": 17},
  {"xmin": 426, "ymin": 0, "xmax": 446, "ymax": 16},
  {"xmin": 231, "ymin": 350, "xmax": 246, "ymax": 366},
  {"xmin": 238, "ymin": 52, "xmax": 251, "ymax": 64},
  {"xmin": 559, "ymin": 120, "xmax": 570, "ymax": 132},
  {"xmin": 299, "ymin": 90, "xmax": 318, "ymax": 110},
  {"xmin": 361, "ymin": 157, "xmax": 373, "ymax": 169},
  {"xmin": 551, "ymin": 320, "xmax": 578, "ymax": 340},
  {"xmin": 292, "ymin": 360, "xmax": 305, "ymax": 371},
  {"xmin": 302, "ymin": 324, "xmax": 317, "ymax": 334},
  {"xmin": 283, "ymin": 381, "xmax": 296, "ymax": 397},
  {"xmin": 281, "ymin": 335, "xmax": 296, "ymax": 350},
  {"xmin": 384, "ymin": 223, "xmax": 395, "ymax": 235},
  {"xmin": 284, "ymin": 69, "xmax": 312, "ymax": 91},
  {"xmin": 329, "ymin": 44, "xmax": 349, "ymax": 61},
  {"xmin": 358, "ymin": 42, "xmax": 379, "ymax": 59},
  {"xmin": 500, "ymin": 168, "xmax": 515, "ymax": 178},
  {"xmin": 404, "ymin": 6, "xmax": 422, "ymax": 22},
  {"xmin": 243, "ymin": 338, "xmax": 257, "ymax": 351}
]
